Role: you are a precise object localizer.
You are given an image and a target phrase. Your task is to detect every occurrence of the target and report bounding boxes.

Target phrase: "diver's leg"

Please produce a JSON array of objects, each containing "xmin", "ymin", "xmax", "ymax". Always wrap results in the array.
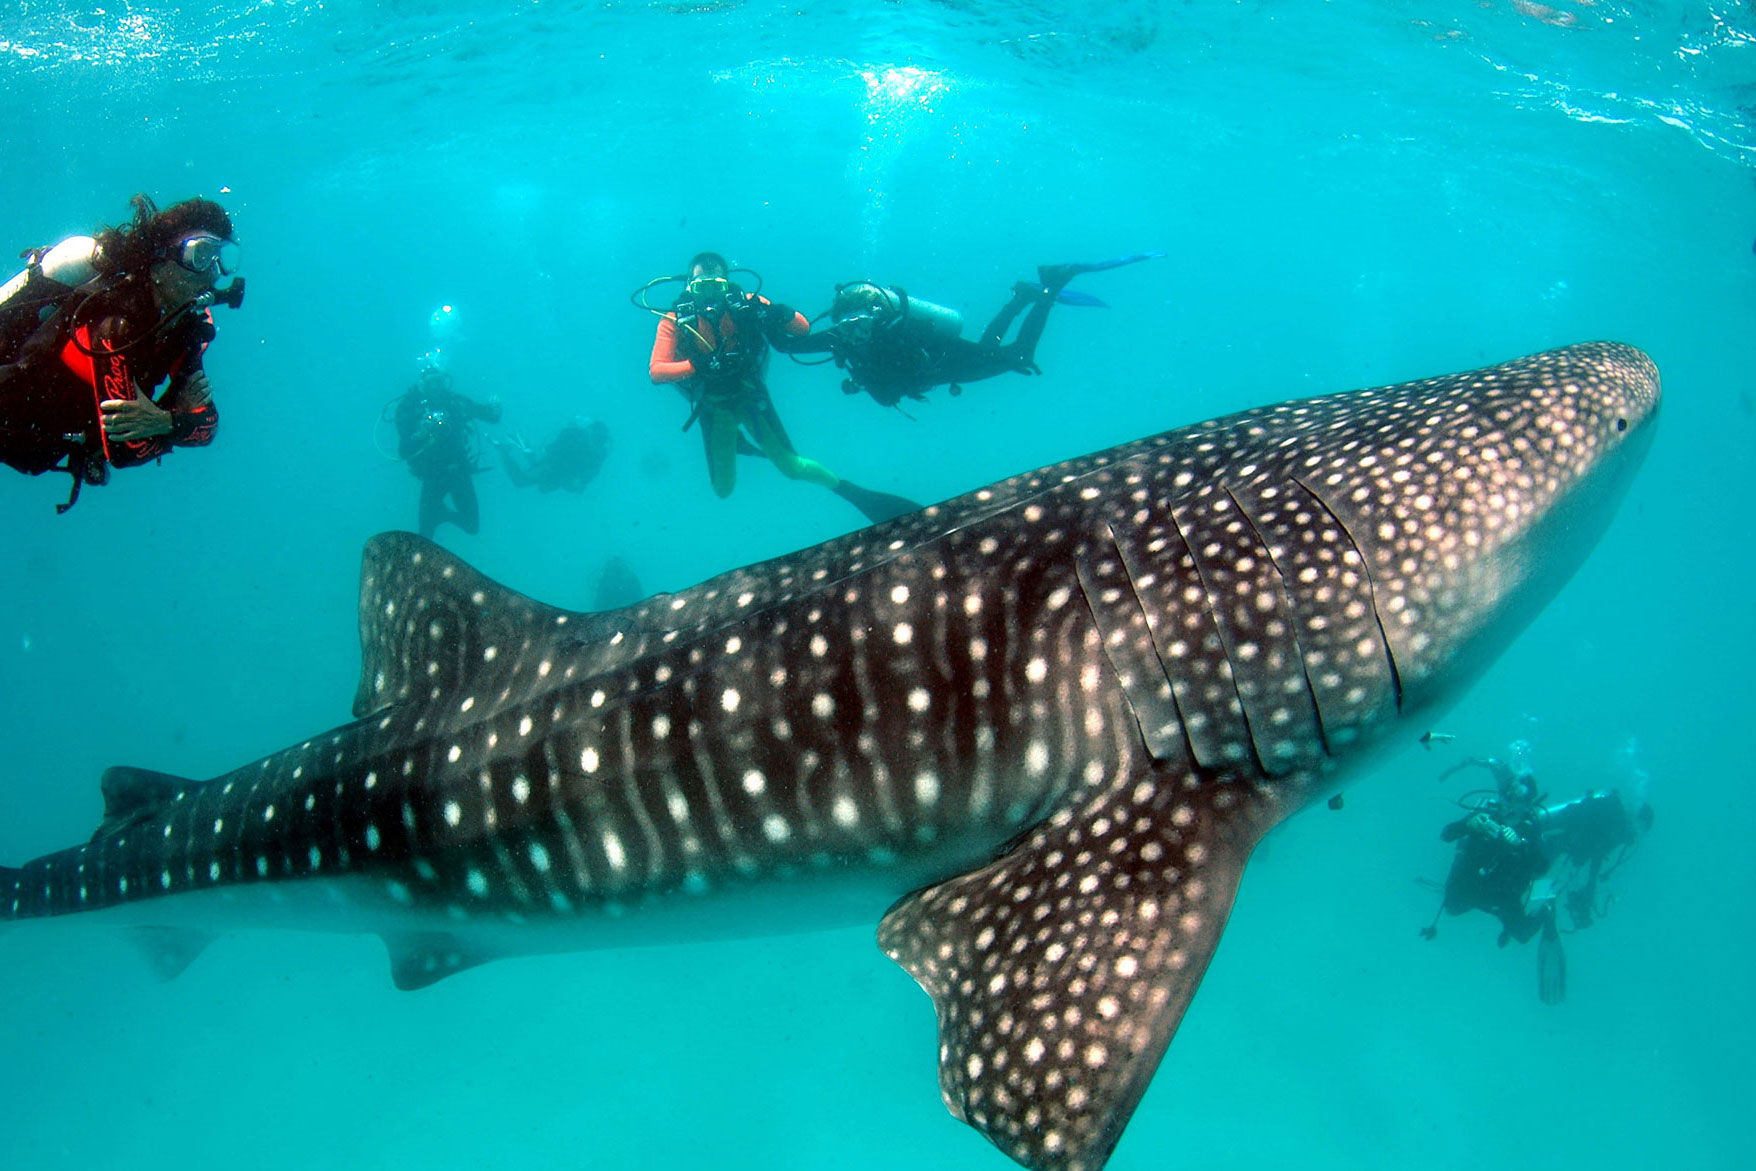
[
  {"xmin": 977, "ymin": 284, "xmax": 1038, "ymax": 349},
  {"xmin": 453, "ymin": 472, "xmax": 481, "ymax": 535},
  {"xmin": 748, "ymin": 401, "xmax": 838, "ymax": 489},
  {"xmin": 701, "ymin": 407, "xmax": 740, "ymax": 498},
  {"xmin": 419, "ymin": 478, "xmax": 448, "ymax": 538},
  {"xmin": 747, "ymin": 398, "xmax": 920, "ymax": 523}
]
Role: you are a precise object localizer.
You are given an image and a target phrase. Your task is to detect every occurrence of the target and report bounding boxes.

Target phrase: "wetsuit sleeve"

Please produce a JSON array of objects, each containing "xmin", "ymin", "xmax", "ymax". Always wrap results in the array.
[
  {"xmin": 163, "ymin": 323, "xmax": 217, "ymax": 448},
  {"xmin": 649, "ymin": 314, "xmax": 698, "ymax": 383},
  {"xmin": 770, "ymin": 327, "xmax": 837, "ymax": 356},
  {"xmin": 463, "ymin": 393, "xmax": 502, "ymax": 424},
  {"xmin": 169, "ymin": 396, "xmax": 217, "ymax": 447}
]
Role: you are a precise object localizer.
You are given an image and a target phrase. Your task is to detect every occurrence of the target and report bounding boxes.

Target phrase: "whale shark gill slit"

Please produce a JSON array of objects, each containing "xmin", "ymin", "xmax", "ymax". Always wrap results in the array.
[
  {"xmin": 1219, "ymin": 481, "xmax": 1334, "ymax": 764},
  {"xmin": 1291, "ymin": 474, "xmax": 1406, "ymax": 715}
]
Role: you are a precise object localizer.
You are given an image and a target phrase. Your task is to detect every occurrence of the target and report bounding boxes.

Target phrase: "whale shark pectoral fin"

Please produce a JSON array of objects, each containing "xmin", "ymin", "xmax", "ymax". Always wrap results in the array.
[
  {"xmin": 381, "ymin": 931, "xmax": 500, "ymax": 991},
  {"xmin": 128, "ymin": 926, "xmax": 216, "ymax": 981},
  {"xmin": 878, "ymin": 762, "xmax": 1274, "ymax": 1171}
]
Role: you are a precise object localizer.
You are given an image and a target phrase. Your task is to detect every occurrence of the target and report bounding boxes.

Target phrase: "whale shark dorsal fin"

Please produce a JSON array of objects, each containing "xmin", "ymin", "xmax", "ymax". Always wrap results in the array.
[
  {"xmin": 878, "ymin": 762, "xmax": 1275, "ymax": 1171},
  {"xmin": 352, "ymin": 532, "xmax": 605, "ymax": 719},
  {"xmin": 381, "ymin": 932, "xmax": 499, "ymax": 991},
  {"xmin": 96, "ymin": 766, "xmax": 202, "ymax": 840}
]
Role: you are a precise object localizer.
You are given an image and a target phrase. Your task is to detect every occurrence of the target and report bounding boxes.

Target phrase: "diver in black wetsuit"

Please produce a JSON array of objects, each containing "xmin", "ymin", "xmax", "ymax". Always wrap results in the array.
[
  {"xmin": 495, "ymin": 416, "xmax": 611, "ymax": 494},
  {"xmin": 393, "ymin": 366, "xmax": 501, "ymax": 539},
  {"xmin": 1538, "ymin": 789, "xmax": 1652, "ymax": 930},
  {"xmin": 1422, "ymin": 752, "xmax": 1653, "ymax": 1005},
  {"xmin": 774, "ymin": 253, "xmax": 1162, "ymax": 407},
  {"xmin": 1429, "ymin": 758, "xmax": 1551, "ymax": 946}
]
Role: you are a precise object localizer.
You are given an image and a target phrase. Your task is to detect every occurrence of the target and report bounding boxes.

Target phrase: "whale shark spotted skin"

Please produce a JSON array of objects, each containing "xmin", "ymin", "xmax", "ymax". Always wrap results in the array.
[{"xmin": 2, "ymin": 342, "xmax": 1658, "ymax": 1171}]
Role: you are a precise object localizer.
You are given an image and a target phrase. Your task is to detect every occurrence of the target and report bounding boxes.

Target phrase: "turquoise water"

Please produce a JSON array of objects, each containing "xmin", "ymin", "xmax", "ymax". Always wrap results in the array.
[{"xmin": 3, "ymin": 2, "xmax": 1753, "ymax": 1168}]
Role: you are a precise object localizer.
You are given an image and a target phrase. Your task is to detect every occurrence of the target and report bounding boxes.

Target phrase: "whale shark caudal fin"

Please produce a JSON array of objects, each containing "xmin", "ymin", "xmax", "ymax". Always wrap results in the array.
[{"xmin": 878, "ymin": 761, "xmax": 1276, "ymax": 1171}]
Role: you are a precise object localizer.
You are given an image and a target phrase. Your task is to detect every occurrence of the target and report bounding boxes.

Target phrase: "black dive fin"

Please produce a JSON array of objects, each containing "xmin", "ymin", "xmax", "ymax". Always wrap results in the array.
[
  {"xmin": 879, "ymin": 762, "xmax": 1274, "ymax": 1171},
  {"xmin": 1538, "ymin": 917, "xmax": 1567, "ymax": 1005},
  {"xmin": 833, "ymin": 480, "xmax": 921, "ymax": 526},
  {"xmin": 96, "ymin": 767, "xmax": 203, "ymax": 840},
  {"xmin": 382, "ymin": 932, "xmax": 500, "ymax": 991},
  {"xmin": 129, "ymin": 926, "xmax": 216, "ymax": 981}
]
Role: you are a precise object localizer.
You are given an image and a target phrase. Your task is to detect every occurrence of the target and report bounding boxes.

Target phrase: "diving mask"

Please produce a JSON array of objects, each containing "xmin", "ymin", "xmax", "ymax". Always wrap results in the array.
[
  {"xmin": 174, "ymin": 233, "xmax": 241, "ymax": 278},
  {"xmin": 687, "ymin": 275, "xmax": 731, "ymax": 302}
]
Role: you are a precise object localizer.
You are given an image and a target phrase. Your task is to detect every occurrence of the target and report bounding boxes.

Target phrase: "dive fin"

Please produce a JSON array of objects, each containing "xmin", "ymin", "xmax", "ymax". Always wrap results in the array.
[
  {"xmin": 1053, "ymin": 289, "xmax": 1109, "ymax": 308},
  {"xmin": 1039, "ymin": 252, "xmax": 1164, "ymax": 288},
  {"xmin": 129, "ymin": 926, "xmax": 216, "ymax": 981},
  {"xmin": 96, "ymin": 766, "xmax": 203, "ymax": 840},
  {"xmin": 833, "ymin": 480, "xmax": 922, "ymax": 526},
  {"xmin": 879, "ymin": 762, "xmax": 1273, "ymax": 1171},
  {"xmin": 1538, "ymin": 916, "xmax": 1567, "ymax": 1005},
  {"xmin": 383, "ymin": 932, "xmax": 500, "ymax": 991}
]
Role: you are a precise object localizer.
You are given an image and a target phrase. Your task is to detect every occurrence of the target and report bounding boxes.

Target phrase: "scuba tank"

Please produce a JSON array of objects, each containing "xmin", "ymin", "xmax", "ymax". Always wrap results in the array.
[
  {"xmin": 0, "ymin": 236, "xmax": 98, "ymax": 307},
  {"xmin": 832, "ymin": 281, "xmax": 962, "ymax": 342},
  {"xmin": 1, "ymin": 237, "xmax": 99, "ymax": 366}
]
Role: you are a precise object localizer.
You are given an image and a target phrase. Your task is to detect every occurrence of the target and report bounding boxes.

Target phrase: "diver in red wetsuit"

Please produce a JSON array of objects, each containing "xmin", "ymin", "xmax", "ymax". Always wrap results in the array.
[{"xmin": 0, "ymin": 195, "xmax": 242, "ymax": 511}]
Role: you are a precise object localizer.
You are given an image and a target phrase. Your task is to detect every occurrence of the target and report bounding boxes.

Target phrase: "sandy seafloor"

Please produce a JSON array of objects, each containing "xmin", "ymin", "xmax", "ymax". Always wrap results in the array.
[{"xmin": 2, "ymin": 2, "xmax": 1753, "ymax": 1168}]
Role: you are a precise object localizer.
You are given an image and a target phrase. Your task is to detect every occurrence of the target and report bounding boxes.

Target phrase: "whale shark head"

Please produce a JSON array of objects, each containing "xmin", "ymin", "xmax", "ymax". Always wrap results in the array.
[{"xmin": 1313, "ymin": 341, "xmax": 1661, "ymax": 712}]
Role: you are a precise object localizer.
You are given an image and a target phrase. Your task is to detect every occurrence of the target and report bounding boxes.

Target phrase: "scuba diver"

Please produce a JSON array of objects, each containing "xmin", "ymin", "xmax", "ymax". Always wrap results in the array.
[
  {"xmin": 494, "ymin": 416, "xmax": 611, "ymax": 494},
  {"xmin": 638, "ymin": 251, "xmax": 919, "ymax": 526},
  {"xmin": 774, "ymin": 252, "xmax": 1163, "ymax": 408},
  {"xmin": 0, "ymin": 195, "xmax": 244, "ymax": 511},
  {"xmin": 391, "ymin": 365, "xmax": 501, "ymax": 539},
  {"xmin": 1426, "ymin": 754, "xmax": 1551, "ymax": 943},
  {"xmin": 1538, "ymin": 788, "xmax": 1652, "ymax": 931},
  {"xmin": 1422, "ymin": 749, "xmax": 1653, "ymax": 1005}
]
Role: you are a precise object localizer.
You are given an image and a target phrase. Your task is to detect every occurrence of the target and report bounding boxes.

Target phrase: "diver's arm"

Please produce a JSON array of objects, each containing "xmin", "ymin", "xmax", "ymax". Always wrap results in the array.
[
  {"xmin": 157, "ymin": 319, "xmax": 219, "ymax": 447},
  {"xmin": 465, "ymin": 393, "xmax": 503, "ymax": 424},
  {"xmin": 165, "ymin": 370, "xmax": 218, "ymax": 446},
  {"xmin": 770, "ymin": 326, "xmax": 837, "ymax": 356},
  {"xmin": 649, "ymin": 315, "xmax": 699, "ymax": 383}
]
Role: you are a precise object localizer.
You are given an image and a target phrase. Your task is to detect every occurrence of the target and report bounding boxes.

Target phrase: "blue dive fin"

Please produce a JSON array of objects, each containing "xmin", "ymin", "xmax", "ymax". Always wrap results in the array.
[
  {"xmin": 1049, "ymin": 250, "xmax": 1165, "ymax": 277},
  {"xmin": 1054, "ymin": 289, "xmax": 1109, "ymax": 308}
]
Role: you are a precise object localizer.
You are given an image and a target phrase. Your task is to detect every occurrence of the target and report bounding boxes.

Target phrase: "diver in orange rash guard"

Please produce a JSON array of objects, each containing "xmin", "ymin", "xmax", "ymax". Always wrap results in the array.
[{"xmin": 646, "ymin": 250, "xmax": 918, "ymax": 525}]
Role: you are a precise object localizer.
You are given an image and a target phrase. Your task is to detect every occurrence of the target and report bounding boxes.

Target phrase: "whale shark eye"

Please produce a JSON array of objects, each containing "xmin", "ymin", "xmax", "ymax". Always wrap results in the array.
[{"xmin": 1616, "ymin": 417, "xmax": 1628, "ymax": 432}]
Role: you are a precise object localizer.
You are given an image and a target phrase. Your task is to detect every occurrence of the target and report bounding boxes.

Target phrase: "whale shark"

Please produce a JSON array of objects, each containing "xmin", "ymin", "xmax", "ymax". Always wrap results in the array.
[{"xmin": 2, "ymin": 342, "xmax": 1659, "ymax": 1171}]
